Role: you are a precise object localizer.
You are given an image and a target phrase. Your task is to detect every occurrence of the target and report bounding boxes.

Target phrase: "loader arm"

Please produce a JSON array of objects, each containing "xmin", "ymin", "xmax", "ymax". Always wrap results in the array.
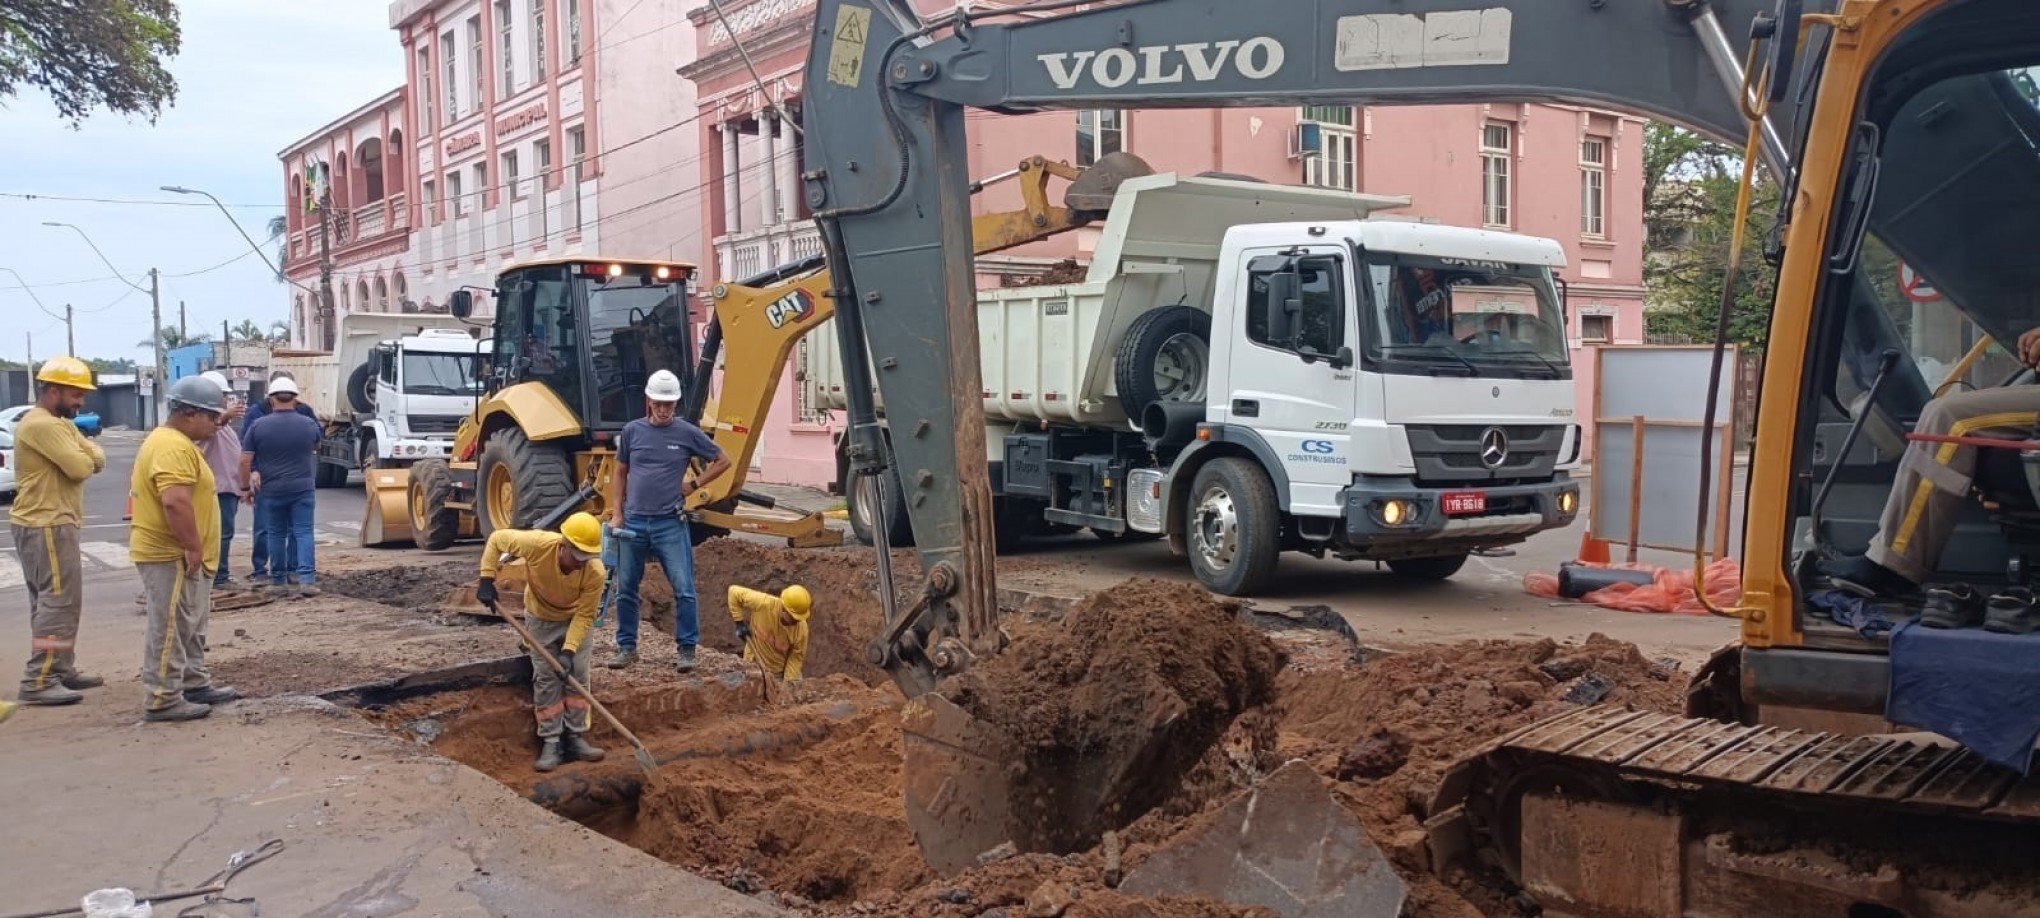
[{"xmin": 800, "ymin": 0, "xmax": 1777, "ymax": 703}]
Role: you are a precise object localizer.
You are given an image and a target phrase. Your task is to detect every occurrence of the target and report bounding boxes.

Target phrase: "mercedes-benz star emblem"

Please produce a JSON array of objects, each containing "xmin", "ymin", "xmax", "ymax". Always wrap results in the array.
[{"xmin": 1479, "ymin": 427, "xmax": 1510, "ymax": 470}]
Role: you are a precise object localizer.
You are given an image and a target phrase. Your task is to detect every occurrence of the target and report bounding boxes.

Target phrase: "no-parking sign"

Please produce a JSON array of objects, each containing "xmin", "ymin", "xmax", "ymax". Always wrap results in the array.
[{"xmin": 1900, "ymin": 263, "xmax": 1942, "ymax": 304}]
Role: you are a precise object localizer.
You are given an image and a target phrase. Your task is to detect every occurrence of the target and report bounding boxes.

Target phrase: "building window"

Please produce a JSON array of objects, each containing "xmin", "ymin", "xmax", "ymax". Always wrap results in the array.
[
  {"xmin": 567, "ymin": 126, "xmax": 586, "ymax": 231},
  {"xmin": 473, "ymin": 163, "xmax": 488, "ymax": 205},
  {"xmin": 531, "ymin": 0, "xmax": 547, "ymax": 81},
  {"xmin": 447, "ymin": 171, "xmax": 464, "ymax": 217},
  {"xmin": 1481, "ymin": 122, "xmax": 1513, "ymax": 228},
  {"xmin": 441, "ymin": 33, "xmax": 458, "ymax": 117},
  {"xmin": 566, "ymin": 0, "xmax": 582, "ymax": 65},
  {"xmin": 503, "ymin": 150, "xmax": 522, "ymax": 198},
  {"xmin": 466, "ymin": 16, "xmax": 482, "ymax": 108},
  {"xmin": 496, "ymin": 0, "xmax": 514, "ymax": 95},
  {"xmin": 417, "ymin": 48, "xmax": 433, "ymax": 128},
  {"xmin": 1300, "ymin": 106, "xmax": 1357, "ymax": 192},
  {"xmin": 1076, "ymin": 109, "xmax": 1124, "ymax": 167},
  {"xmin": 1580, "ymin": 136, "xmax": 1608, "ymax": 239},
  {"xmin": 1581, "ymin": 314, "xmax": 1614, "ymax": 344},
  {"xmin": 534, "ymin": 139, "xmax": 551, "ymax": 189},
  {"xmin": 423, "ymin": 180, "xmax": 437, "ymax": 224}
]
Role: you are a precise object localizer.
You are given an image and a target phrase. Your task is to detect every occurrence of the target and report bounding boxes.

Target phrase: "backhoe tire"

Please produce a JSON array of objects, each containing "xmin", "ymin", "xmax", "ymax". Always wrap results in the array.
[
  {"xmin": 1387, "ymin": 553, "xmax": 1470, "ymax": 581},
  {"xmin": 346, "ymin": 362, "xmax": 376, "ymax": 414},
  {"xmin": 409, "ymin": 459, "xmax": 462, "ymax": 551},
  {"xmin": 1115, "ymin": 304, "xmax": 1212, "ymax": 420},
  {"xmin": 848, "ymin": 464, "xmax": 913, "ymax": 548},
  {"xmin": 477, "ymin": 427, "xmax": 575, "ymax": 540},
  {"xmin": 1185, "ymin": 457, "xmax": 1281, "ymax": 596}
]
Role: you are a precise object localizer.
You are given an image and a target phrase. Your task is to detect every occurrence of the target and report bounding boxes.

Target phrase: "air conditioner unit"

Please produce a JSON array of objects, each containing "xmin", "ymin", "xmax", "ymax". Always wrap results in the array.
[{"xmin": 1289, "ymin": 121, "xmax": 1324, "ymax": 160}]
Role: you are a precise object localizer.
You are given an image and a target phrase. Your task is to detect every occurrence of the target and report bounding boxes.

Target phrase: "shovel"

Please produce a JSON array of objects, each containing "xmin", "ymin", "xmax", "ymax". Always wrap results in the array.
[{"xmin": 489, "ymin": 600, "xmax": 659, "ymax": 775}]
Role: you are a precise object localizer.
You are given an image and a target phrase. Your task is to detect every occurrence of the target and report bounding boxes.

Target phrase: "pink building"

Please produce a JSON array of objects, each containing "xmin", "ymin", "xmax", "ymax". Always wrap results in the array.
[
  {"xmin": 279, "ymin": 89, "xmax": 415, "ymax": 349},
  {"xmin": 682, "ymin": 0, "xmax": 1646, "ymax": 487}
]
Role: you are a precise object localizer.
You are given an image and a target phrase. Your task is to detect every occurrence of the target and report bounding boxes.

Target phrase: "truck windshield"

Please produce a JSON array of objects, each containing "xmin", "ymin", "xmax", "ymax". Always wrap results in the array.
[
  {"xmin": 401, "ymin": 353, "xmax": 483, "ymax": 396},
  {"xmin": 584, "ymin": 276, "xmax": 692, "ymax": 426},
  {"xmin": 1361, "ymin": 254, "xmax": 1570, "ymax": 379}
]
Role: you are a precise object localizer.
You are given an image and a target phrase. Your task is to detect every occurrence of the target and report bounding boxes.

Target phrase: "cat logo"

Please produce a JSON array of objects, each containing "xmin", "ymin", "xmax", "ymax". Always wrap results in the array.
[{"xmin": 765, "ymin": 290, "xmax": 816, "ymax": 329}]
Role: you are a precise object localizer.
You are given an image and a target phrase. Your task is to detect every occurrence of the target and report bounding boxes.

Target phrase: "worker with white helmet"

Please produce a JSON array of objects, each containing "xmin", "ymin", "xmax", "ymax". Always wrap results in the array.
[
  {"xmin": 132, "ymin": 375, "xmax": 239, "ymax": 722},
  {"xmin": 196, "ymin": 371, "xmax": 249, "ymax": 590},
  {"xmin": 239, "ymin": 373, "xmax": 317, "ymax": 586},
  {"xmin": 240, "ymin": 376, "xmax": 325, "ymax": 598},
  {"xmin": 12, "ymin": 357, "xmax": 107, "ymax": 707},
  {"xmin": 605, "ymin": 368, "xmax": 731, "ymax": 672}
]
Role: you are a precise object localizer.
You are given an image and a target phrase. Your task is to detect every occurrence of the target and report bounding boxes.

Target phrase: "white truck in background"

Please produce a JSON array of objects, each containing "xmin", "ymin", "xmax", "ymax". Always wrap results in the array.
[
  {"xmin": 270, "ymin": 313, "xmax": 486, "ymax": 488},
  {"xmin": 813, "ymin": 172, "xmax": 1584, "ymax": 595}
]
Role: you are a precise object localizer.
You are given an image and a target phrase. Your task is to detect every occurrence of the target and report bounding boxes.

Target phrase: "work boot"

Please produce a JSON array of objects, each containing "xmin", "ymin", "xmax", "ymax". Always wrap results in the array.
[
  {"xmin": 296, "ymin": 584, "xmax": 323, "ymax": 599},
  {"xmin": 185, "ymin": 685, "xmax": 241, "ymax": 706},
  {"xmin": 1985, "ymin": 588, "xmax": 2040, "ymax": 635},
  {"xmin": 535, "ymin": 739, "xmax": 565, "ymax": 772},
  {"xmin": 1819, "ymin": 555, "xmax": 1915, "ymax": 600},
  {"xmin": 564, "ymin": 734, "xmax": 606, "ymax": 763},
  {"xmin": 59, "ymin": 672, "xmax": 106, "ymax": 690},
  {"xmin": 1919, "ymin": 584, "xmax": 1986, "ymax": 629},
  {"xmin": 16, "ymin": 684, "xmax": 83, "ymax": 706},
  {"xmin": 676, "ymin": 645, "xmax": 698, "ymax": 674},
  {"xmin": 607, "ymin": 649, "xmax": 638, "ymax": 670},
  {"xmin": 144, "ymin": 700, "xmax": 212, "ymax": 722}
]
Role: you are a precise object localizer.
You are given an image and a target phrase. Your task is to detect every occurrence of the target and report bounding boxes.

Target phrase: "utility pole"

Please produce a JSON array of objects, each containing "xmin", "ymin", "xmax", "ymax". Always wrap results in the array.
[
  {"xmin": 179, "ymin": 300, "xmax": 187, "ymax": 343},
  {"xmin": 150, "ymin": 268, "xmax": 164, "ymax": 426},
  {"xmin": 318, "ymin": 190, "xmax": 337, "ymax": 351},
  {"xmin": 65, "ymin": 304, "xmax": 74, "ymax": 356}
]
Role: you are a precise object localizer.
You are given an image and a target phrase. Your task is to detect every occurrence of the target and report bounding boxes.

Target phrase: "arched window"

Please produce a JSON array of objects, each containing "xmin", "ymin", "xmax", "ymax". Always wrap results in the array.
[
  {"xmin": 374, "ymin": 276, "xmax": 390, "ymax": 312},
  {"xmin": 357, "ymin": 137, "xmax": 386, "ymax": 202}
]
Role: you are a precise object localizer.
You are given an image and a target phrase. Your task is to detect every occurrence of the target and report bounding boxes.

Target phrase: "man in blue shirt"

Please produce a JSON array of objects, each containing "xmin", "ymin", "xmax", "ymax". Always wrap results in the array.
[
  {"xmin": 606, "ymin": 369, "xmax": 730, "ymax": 672},
  {"xmin": 240, "ymin": 377, "xmax": 326, "ymax": 597},
  {"xmin": 242, "ymin": 375, "xmax": 318, "ymax": 585}
]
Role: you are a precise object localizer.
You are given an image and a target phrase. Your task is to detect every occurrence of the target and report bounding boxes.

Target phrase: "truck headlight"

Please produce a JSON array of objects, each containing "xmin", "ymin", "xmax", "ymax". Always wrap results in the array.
[
  {"xmin": 1376, "ymin": 499, "xmax": 1415, "ymax": 527},
  {"xmin": 1558, "ymin": 490, "xmax": 1578, "ymax": 515}
]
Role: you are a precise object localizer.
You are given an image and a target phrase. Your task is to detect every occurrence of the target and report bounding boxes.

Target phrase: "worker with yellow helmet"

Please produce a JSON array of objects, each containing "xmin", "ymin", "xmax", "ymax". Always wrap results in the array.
[
  {"xmin": 729, "ymin": 583, "xmax": 812, "ymax": 683},
  {"xmin": 12, "ymin": 357, "xmax": 107, "ymax": 707},
  {"xmin": 476, "ymin": 512, "xmax": 609, "ymax": 772}
]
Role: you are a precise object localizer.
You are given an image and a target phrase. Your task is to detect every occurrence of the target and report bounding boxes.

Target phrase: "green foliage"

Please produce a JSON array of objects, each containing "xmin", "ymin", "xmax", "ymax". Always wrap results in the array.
[
  {"xmin": 0, "ymin": 1, "xmax": 181, "ymax": 124},
  {"xmin": 1643, "ymin": 125, "xmax": 1779, "ymax": 353},
  {"xmin": 139, "ymin": 327, "xmax": 211, "ymax": 350}
]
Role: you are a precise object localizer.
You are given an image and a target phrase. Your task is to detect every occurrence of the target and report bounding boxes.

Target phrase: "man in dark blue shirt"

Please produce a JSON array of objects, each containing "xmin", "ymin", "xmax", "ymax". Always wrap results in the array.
[
  {"xmin": 240, "ymin": 377, "xmax": 325, "ymax": 597},
  {"xmin": 242, "ymin": 377, "xmax": 318, "ymax": 584},
  {"xmin": 605, "ymin": 369, "xmax": 730, "ymax": 672}
]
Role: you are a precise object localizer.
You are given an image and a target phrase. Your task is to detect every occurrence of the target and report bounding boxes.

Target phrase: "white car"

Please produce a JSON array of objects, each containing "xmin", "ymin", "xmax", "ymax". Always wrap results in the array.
[
  {"xmin": 0, "ymin": 405, "xmax": 29, "ymax": 434},
  {"xmin": 0, "ymin": 428, "xmax": 15, "ymax": 503}
]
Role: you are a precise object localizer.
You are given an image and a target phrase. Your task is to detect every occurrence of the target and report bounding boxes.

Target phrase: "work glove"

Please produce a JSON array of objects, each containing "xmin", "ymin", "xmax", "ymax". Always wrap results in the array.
[
  {"xmin": 735, "ymin": 621, "xmax": 752, "ymax": 645},
  {"xmin": 558, "ymin": 649, "xmax": 577, "ymax": 674},
  {"xmin": 475, "ymin": 577, "xmax": 498, "ymax": 606}
]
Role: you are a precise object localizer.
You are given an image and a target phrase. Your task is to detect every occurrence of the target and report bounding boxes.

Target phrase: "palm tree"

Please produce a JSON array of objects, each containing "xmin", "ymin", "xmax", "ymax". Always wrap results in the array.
[
  {"xmin": 139, "ymin": 328, "xmax": 213, "ymax": 350},
  {"xmin": 227, "ymin": 319, "xmax": 267, "ymax": 344},
  {"xmin": 268, "ymin": 215, "xmax": 290, "ymax": 284},
  {"xmin": 267, "ymin": 320, "xmax": 292, "ymax": 347}
]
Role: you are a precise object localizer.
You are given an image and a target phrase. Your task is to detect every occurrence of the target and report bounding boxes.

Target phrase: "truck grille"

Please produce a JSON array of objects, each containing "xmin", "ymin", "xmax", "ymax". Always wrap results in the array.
[
  {"xmin": 1406, "ymin": 424, "xmax": 1565, "ymax": 486},
  {"xmin": 407, "ymin": 415, "xmax": 466, "ymax": 434}
]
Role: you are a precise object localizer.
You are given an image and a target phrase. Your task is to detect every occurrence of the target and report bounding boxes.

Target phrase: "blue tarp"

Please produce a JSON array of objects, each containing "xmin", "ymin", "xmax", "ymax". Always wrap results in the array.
[{"xmin": 1887, "ymin": 621, "xmax": 2040, "ymax": 774}]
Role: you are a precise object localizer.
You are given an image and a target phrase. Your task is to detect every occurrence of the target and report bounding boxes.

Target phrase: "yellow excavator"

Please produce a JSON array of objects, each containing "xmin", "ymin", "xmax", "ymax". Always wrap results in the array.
[{"xmin": 791, "ymin": 0, "xmax": 2040, "ymax": 910}]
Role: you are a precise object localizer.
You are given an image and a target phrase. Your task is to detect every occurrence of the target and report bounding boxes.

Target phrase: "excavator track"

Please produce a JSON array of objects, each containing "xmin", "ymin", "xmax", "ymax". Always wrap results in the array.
[{"xmin": 1432, "ymin": 707, "xmax": 2040, "ymax": 916}]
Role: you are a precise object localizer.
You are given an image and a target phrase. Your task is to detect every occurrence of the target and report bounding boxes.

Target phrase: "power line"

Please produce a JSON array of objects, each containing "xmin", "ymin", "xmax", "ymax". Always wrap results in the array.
[{"xmin": 0, "ymin": 191, "xmax": 281, "ymax": 210}]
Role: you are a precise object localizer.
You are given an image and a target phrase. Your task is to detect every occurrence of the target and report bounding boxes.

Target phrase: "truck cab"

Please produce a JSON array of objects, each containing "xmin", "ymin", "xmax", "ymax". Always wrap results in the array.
[{"xmin": 359, "ymin": 328, "xmax": 488, "ymax": 465}]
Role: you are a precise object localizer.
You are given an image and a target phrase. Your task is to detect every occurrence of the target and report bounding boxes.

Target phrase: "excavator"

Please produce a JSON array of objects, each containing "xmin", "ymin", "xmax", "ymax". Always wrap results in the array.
[{"xmin": 796, "ymin": 0, "xmax": 2040, "ymax": 911}]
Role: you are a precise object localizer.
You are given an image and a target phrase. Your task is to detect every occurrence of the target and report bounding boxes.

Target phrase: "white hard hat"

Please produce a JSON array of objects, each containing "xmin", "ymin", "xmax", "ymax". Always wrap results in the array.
[
  {"xmin": 646, "ymin": 369, "xmax": 683, "ymax": 403},
  {"xmin": 201, "ymin": 370, "xmax": 230, "ymax": 390},
  {"xmin": 268, "ymin": 376, "xmax": 301, "ymax": 396}
]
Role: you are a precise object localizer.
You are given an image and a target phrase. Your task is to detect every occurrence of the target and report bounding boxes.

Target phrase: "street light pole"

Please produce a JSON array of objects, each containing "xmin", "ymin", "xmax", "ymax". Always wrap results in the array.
[{"xmin": 161, "ymin": 184, "xmax": 332, "ymax": 348}]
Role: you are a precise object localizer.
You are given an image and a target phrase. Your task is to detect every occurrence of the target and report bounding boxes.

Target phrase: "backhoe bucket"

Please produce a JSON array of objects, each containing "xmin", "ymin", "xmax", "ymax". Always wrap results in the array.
[{"xmin": 360, "ymin": 467, "xmax": 416, "ymax": 547}]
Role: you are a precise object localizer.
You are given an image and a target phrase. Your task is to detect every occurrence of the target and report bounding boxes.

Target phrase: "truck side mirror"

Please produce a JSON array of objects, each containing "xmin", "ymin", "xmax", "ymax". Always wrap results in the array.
[
  {"xmin": 449, "ymin": 290, "xmax": 474, "ymax": 319},
  {"xmin": 1331, "ymin": 346, "xmax": 1354, "ymax": 370},
  {"xmin": 1265, "ymin": 272, "xmax": 1301, "ymax": 345}
]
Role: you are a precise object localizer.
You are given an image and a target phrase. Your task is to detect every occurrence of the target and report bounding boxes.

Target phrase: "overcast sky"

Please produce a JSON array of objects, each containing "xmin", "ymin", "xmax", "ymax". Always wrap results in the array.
[{"xmin": 0, "ymin": 1, "xmax": 403, "ymax": 365}]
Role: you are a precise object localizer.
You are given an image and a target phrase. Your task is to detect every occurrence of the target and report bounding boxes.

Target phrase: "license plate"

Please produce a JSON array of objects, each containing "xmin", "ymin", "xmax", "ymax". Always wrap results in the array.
[{"xmin": 1441, "ymin": 491, "xmax": 1487, "ymax": 516}]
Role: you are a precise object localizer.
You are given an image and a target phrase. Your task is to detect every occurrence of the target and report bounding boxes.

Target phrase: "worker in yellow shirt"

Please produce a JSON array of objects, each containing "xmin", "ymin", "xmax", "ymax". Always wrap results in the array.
[
  {"xmin": 476, "ymin": 512, "xmax": 608, "ymax": 772},
  {"xmin": 729, "ymin": 584, "xmax": 812, "ymax": 683},
  {"xmin": 12, "ymin": 357, "xmax": 108, "ymax": 706},
  {"xmin": 132, "ymin": 377, "xmax": 237, "ymax": 722}
]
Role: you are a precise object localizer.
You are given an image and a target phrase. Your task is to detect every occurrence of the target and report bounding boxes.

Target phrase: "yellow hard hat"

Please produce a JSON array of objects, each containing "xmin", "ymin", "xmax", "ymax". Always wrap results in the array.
[
  {"xmin": 560, "ymin": 512, "xmax": 604, "ymax": 558},
  {"xmin": 36, "ymin": 356, "xmax": 96, "ymax": 391},
  {"xmin": 780, "ymin": 585, "xmax": 812, "ymax": 621}
]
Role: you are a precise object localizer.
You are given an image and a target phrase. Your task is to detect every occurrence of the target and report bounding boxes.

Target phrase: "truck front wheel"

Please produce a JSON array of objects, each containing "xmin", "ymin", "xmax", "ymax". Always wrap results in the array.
[
  {"xmin": 1386, "ymin": 554, "xmax": 1470, "ymax": 581},
  {"xmin": 1185, "ymin": 457, "xmax": 1280, "ymax": 596},
  {"xmin": 848, "ymin": 463, "xmax": 913, "ymax": 548}
]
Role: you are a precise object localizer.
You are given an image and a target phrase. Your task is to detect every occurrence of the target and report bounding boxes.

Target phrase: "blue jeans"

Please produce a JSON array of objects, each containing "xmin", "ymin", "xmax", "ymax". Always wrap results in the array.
[
  {"xmin": 249, "ymin": 494, "xmax": 300, "ymax": 581},
  {"xmin": 261, "ymin": 490, "xmax": 317, "ymax": 586},
  {"xmin": 611, "ymin": 514, "xmax": 697, "ymax": 652},
  {"xmin": 214, "ymin": 494, "xmax": 239, "ymax": 587}
]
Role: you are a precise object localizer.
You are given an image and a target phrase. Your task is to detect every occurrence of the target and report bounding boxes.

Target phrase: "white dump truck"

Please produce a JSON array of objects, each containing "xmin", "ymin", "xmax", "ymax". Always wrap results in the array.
[
  {"xmin": 271, "ymin": 313, "xmax": 486, "ymax": 488},
  {"xmin": 813, "ymin": 172, "xmax": 1584, "ymax": 595}
]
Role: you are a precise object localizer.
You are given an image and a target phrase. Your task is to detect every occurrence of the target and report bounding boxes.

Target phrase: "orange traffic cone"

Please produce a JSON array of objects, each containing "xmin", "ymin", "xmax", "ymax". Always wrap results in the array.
[
  {"xmin": 1576, "ymin": 529, "xmax": 1611, "ymax": 565},
  {"xmin": 122, "ymin": 493, "xmax": 133, "ymax": 522}
]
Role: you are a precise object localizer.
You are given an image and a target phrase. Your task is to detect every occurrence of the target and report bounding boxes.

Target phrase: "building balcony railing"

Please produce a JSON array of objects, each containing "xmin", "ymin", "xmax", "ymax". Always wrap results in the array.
[{"xmin": 714, "ymin": 221, "xmax": 822, "ymax": 281}]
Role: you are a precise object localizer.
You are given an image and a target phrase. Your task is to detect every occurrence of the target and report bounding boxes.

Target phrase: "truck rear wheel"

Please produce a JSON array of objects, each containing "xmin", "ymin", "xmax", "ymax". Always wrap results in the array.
[
  {"xmin": 1185, "ymin": 457, "xmax": 1280, "ymax": 596},
  {"xmin": 1387, "ymin": 553, "xmax": 1470, "ymax": 581},
  {"xmin": 477, "ymin": 428, "xmax": 575, "ymax": 539},
  {"xmin": 848, "ymin": 464, "xmax": 913, "ymax": 548},
  {"xmin": 314, "ymin": 461, "xmax": 349, "ymax": 489},
  {"xmin": 1115, "ymin": 305, "xmax": 1212, "ymax": 419},
  {"xmin": 409, "ymin": 459, "xmax": 462, "ymax": 551}
]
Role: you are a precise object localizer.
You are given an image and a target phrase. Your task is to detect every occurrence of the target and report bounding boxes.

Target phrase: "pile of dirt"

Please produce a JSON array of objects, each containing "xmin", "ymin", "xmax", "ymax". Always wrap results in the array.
[
  {"xmin": 321, "ymin": 560, "xmax": 477, "ymax": 609},
  {"xmin": 947, "ymin": 578, "xmax": 1284, "ymax": 854}
]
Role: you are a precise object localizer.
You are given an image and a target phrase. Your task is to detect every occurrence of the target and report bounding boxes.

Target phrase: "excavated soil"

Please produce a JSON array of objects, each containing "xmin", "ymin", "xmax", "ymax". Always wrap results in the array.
[
  {"xmin": 320, "ymin": 560, "xmax": 477, "ymax": 610},
  {"xmin": 637, "ymin": 540, "xmax": 896, "ymax": 684}
]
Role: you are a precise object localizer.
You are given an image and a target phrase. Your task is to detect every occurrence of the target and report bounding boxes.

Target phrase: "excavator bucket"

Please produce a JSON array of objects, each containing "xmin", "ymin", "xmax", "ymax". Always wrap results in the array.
[{"xmin": 360, "ymin": 467, "xmax": 416, "ymax": 547}]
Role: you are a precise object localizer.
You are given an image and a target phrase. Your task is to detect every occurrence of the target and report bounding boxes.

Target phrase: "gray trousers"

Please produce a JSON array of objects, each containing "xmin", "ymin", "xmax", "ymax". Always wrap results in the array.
[
  {"xmin": 15, "ymin": 524, "xmax": 83, "ymax": 692},
  {"xmin": 140, "ymin": 560, "xmax": 214, "ymax": 712},
  {"xmin": 1869, "ymin": 386, "xmax": 2040, "ymax": 582},
  {"xmin": 526, "ymin": 615, "xmax": 591, "ymax": 739}
]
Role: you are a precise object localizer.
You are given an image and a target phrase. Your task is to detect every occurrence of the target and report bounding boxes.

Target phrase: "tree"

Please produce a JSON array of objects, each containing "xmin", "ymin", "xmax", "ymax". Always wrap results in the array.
[
  {"xmin": 267, "ymin": 320, "xmax": 291, "ymax": 346},
  {"xmin": 140, "ymin": 327, "xmax": 211, "ymax": 351},
  {"xmin": 267, "ymin": 215, "xmax": 289, "ymax": 283},
  {"xmin": 230, "ymin": 319, "xmax": 268, "ymax": 344},
  {"xmin": 0, "ymin": 1, "xmax": 181, "ymax": 125},
  {"xmin": 86, "ymin": 357, "xmax": 136, "ymax": 374},
  {"xmin": 1643, "ymin": 124, "xmax": 1780, "ymax": 353}
]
